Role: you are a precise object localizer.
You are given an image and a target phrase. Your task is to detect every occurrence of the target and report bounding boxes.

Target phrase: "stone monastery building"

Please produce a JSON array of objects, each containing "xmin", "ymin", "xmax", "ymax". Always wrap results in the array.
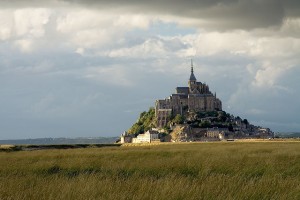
[{"xmin": 155, "ymin": 61, "xmax": 222, "ymax": 128}]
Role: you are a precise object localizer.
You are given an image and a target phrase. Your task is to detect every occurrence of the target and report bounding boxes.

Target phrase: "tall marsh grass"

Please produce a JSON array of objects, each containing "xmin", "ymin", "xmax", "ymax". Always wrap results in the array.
[{"xmin": 0, "ymin": 142, "xmax": 300, "ymax": 199}]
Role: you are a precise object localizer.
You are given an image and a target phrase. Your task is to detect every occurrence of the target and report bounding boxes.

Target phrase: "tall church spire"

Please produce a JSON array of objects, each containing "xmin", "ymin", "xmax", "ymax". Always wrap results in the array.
[
  {"xmin": 191, "ymin": 59, "xmax": 194, "ymax": 73},
  {"xmin": 189, "ymin": 59, "xmax": 196, "ymax": 81}
]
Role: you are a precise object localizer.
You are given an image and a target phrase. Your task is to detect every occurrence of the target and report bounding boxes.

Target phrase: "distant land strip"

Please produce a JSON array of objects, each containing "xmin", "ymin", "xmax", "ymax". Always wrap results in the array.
[
  {"xmin": 0, "ymin": 137, "xmax": 119, "ymax": 145},
  {"xmin": 0, "ymin": 144, "xmax": 122, "ymax": 152}
]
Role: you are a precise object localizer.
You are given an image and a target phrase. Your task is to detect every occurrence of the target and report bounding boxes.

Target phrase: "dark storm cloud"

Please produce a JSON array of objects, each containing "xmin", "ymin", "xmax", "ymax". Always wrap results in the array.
[
  {"xmin": 78, "ymin": 0, "xmax": 300, "ymax": 30},
  {"xmin": 2, "ymin": 0, "xmax": 300, "ymax": 30}
]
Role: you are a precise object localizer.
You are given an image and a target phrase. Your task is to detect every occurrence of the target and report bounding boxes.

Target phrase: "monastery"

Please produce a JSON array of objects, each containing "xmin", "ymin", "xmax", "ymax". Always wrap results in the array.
[
  {"xmin": 155, "ymin": 61, "xmax": 222, "ymax": 128},
  {"xmin": 120, "ymin": 61, "xmax": 274, "ymax": 144}
]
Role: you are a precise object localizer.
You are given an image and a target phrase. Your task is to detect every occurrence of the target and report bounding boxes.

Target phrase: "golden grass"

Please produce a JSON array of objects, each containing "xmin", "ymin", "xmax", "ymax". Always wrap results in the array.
[
  {"xmin": 1, "ymin": 142, "xmax": 300, "ymax": 199},
  {"xmin": 0, "ymin": 145, "xmax": 15, "ymax": 149}
]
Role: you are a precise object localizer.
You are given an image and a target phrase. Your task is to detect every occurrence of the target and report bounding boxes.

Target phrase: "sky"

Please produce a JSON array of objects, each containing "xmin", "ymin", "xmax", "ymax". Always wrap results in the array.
[{"xmin": 1, "ymin": 0, "xmax": 300, "ymax": 139}]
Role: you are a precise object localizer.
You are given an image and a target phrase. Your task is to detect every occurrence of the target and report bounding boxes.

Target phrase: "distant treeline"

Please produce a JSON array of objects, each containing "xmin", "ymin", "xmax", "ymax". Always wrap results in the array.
[
  {"xmin": 276, "ymin": 132, "xmax": 300, "ymax": 138},
  {"xmin": 0, "ymin": 137, "xmax": 119, "ymax": 145}
]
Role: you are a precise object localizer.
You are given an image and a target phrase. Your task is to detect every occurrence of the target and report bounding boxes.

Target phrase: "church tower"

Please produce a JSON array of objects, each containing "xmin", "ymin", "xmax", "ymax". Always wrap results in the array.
[{"xmin": 188, "ymin": 59, "xmax": 197, "ymax": 91}]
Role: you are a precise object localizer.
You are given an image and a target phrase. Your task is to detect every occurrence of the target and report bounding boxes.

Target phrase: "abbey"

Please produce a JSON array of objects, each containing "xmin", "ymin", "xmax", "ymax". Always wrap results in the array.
[
  {"xmin": 155, "ymin": 61, "xmax": 222, "ymax": 128},
  {"xmin": 122, "ymin": 61, "xmax": 274, "ymax": 144}
]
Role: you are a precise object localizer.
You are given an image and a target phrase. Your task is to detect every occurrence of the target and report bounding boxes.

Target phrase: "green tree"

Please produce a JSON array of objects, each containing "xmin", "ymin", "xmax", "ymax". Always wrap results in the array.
[
  {"xmin": 173, "ymin": 114, "xmax": 184, "ymax": 124},
  {"xmin": 127, "ymin": 107, "xmax": 156, "ymax": 134},
  {"xmin": 200, "ymin": 121, "xmax": 211, "ymax": 128}
]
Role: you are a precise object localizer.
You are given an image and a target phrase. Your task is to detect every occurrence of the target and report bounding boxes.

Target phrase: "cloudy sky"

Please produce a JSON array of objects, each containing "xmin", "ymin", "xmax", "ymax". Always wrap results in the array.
[{"xmin": 1, "ymin": 0, "xmax": 300, "ymax": 139}]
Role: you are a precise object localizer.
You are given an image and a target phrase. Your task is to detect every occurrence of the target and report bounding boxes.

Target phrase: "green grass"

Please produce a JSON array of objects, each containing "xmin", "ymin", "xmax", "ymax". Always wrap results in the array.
[{"xmin": 1, "ymin": 142, "xmax": 300, "ymax": 199}]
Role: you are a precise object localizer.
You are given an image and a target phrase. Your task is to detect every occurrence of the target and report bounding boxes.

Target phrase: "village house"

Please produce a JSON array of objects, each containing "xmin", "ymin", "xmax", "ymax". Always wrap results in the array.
[{"xmin": 132, "ymin": 130, "xmax": 160, "ymax": 143}]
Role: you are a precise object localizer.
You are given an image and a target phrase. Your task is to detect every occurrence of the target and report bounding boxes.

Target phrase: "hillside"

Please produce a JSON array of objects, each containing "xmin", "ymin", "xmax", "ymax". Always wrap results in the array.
[
  {"xmin": 127, "ymin": 107, "xmax": 156, "ymax": 135},
  {"xmin": 127, "ymin": 108, "xmax": 273, "ymax": 139}
]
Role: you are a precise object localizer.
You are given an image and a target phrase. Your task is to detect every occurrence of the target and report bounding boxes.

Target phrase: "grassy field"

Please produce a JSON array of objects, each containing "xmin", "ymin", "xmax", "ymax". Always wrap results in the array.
[{"xmin": 1, "ymin": 142, "xmax": 300, "ymax": 200}]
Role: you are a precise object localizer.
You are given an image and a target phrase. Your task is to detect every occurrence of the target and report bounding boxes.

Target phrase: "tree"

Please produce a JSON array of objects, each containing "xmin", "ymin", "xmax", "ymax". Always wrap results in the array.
[
  {"xmin": 228, "ymin": 124, "xmax": 234, "ymax": 132},
  {"xmin": 200, "ymin": 121, "xmax": 211, "ymax": 128},
  {"xmin": 139, "ymin": 111, "xmax": 147, "ymax": 119},
  {"xmin": 129, "ymin": 124, "xmax": 144, "ymax": 135},
  {"xmin": 173, "ymin": 114, "xmax": 184, "ymax": 124},
  {"xmin": 127, "ymin": 107, "xmax": 155, "ymax": 134},
  {"xmin": 243, "ymin": 119, "xmax": 249, "ymax": 125},
  {"xmin": 217, "ymin": 111, "xmax": 227, "ymax": 122}
]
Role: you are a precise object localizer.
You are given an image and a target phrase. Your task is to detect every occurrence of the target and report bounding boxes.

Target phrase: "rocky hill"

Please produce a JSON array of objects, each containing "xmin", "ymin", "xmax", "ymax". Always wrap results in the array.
[{"xmin": 128, "ymin": 108, "xmax": 273, "ymax": 140}]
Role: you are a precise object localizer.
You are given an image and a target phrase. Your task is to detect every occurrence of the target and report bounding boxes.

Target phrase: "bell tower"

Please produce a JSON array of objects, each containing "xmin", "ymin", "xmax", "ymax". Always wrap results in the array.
[{"xmin": 188, "ymin": 59, "xmax": 197, "ymax": 89}]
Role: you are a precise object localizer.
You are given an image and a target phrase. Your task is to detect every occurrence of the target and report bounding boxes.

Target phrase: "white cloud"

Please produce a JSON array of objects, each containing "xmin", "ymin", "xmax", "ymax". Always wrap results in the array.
[
  {"xmin": 2, "ymin": 7, "xmax": 299, "ymax": 92},
  {"xmin": 13, "ymin": 8, "xmax": 52, "ymax": 38},
  {"xmin": 113, "ymin": 14, "xmax": 150, "ymax": 29},
  {"xmin": 1, "ymin": 8, "xmax": 153, "ymax": 51},
  {"xmin": 75, "ymin": 47, "xmax": 85, "ymax": 55},
  {"xmin": 56, "ymin": 9, "xmax": 151, "ymax": 48},
  {"xmin": 14, "ymin": 39, "xmax": 34, "ymax": 53},
  {"xmin": 72, "ymin": 29, "xmax": 113, "ymax": 48},
  {"xmin": 0, "ymin": 10, "xmax": 13, "ymax": 40},
  {"xmin": 175, "ymin": 30, "xmax": 300, "ymax": 92},
  {"xmin": 107, "ymin": 38, "xmax": 167, "ymax": 58},
  {"xmin": 252, "ymin": 64, "xmax": 285, "ymax": 88}
]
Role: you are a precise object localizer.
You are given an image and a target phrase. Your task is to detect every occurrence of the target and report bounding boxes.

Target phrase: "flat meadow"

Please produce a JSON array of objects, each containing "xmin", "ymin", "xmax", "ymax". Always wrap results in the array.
[{"xmin": 1, "ymin": 141, "xmax": 300, "ymax": 200}]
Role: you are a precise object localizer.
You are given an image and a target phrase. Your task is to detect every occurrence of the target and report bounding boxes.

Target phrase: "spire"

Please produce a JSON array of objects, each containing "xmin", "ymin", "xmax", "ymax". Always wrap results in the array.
[
  {"xmin": 189, "ymin": 59, "xmax": 196, "ymax": 81},
  {"xmin": 191, "ymin": 59, "xmax": 194, "ymax": 73}
]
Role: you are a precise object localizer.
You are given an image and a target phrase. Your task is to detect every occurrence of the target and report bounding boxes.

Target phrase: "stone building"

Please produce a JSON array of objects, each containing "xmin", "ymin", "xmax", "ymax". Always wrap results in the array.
[
  {"xmin": 155, "ymin": 61, "xmax": 222, "ymax": 128},
  {"xmin": 120, "ymin": 131, "xmax": 133, "ymax": 143},
  {"xmin": 132, "ymin": 130, "xmax": 160, "ymax": 143},
  {"xmin": 206, "ymin": 128, "xmax": 227, "ymax": 140}
]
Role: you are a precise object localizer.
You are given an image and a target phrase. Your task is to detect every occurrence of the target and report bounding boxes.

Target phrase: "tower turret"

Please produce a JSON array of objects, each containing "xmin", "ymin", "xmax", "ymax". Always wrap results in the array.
[
  {"xmin": 188, "ymin": 59, "xmax": 197, "ymax": 89},
  {"xmin": 189, "ymin": 59, "xmax": 196, "ymax": 81}
]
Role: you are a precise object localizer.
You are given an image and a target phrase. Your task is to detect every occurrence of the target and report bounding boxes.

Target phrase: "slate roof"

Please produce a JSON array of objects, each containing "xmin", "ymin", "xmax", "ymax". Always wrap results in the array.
[{"xmin": 189, "ymin": 71, "xmax": 197, "ymax": 81}]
